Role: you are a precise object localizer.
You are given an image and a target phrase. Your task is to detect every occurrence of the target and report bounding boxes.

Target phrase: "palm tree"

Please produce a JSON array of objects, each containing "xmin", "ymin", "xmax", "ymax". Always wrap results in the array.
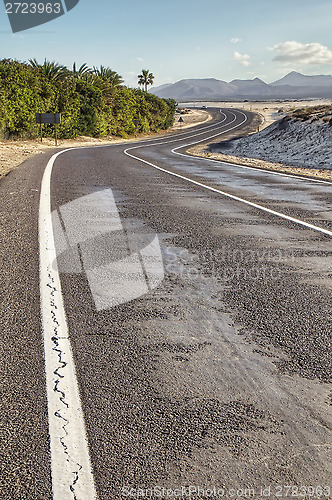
[
  {"xmin": 71, "ymin": 62, "xmax": 92, "ymax": 79},
  {"xmin": 93, "ymin": 66, "xmax": 123, "ymax": 87},
  {"xmin": 138, "ymin": 69, "xmax": 154, "ymax": 91},
  {"xmin": 29, "ymin": 58, "xmax": 68, "ymax": 82}
]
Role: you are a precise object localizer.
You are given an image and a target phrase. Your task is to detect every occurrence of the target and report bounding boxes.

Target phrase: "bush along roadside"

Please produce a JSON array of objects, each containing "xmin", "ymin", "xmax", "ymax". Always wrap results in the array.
[{"xmin": 0, "ymin": 59, "xmax": 177, "ymax": 140}]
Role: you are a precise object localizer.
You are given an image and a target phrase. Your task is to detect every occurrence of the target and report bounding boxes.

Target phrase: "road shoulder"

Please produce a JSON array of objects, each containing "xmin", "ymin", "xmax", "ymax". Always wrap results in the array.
[{"xmin": 187, "ymin": 144, "xmax": 332, "ymax": 182}]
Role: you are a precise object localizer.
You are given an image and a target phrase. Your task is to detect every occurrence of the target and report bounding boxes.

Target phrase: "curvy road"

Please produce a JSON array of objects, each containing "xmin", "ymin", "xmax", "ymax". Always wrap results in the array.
[{"xmin": 1, "ymin": 108, "xmax": 331, "ymax": 500}]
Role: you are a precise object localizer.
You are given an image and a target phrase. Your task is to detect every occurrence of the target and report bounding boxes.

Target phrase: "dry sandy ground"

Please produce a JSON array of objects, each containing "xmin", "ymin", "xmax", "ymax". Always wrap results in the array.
[
  {"xmin": 173, "ymin": 108, "xmax": 212, "ymax": 129},
  {"xmin": 184, "ymin": 100, "xmax": 332, "ymax": 181},
  {"xmin": 1, "ymin": 101, "xmax": 331, "ymax": 181},
  {"xmin": 183, "ymin": 99, "xmax": 332, "ymax": 129},
  {"xmin": 188, "ymin": 146, "xmax": 332, "ymax": 181},
  {"xmin": 0, "ymin": 109, "xmax": 211, "ymax": 180}
]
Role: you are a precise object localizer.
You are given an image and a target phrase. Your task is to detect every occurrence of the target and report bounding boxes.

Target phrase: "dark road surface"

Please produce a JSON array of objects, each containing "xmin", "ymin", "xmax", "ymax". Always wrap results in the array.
[{"xmin": 1, "ymin": 108, "xmax": 331, "ymax": 499}]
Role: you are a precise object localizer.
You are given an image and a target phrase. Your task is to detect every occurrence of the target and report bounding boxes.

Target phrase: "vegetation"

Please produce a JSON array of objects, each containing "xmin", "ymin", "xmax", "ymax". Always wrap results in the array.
[
  {"xmin": 290, "ymin": 105, "xmax": 332, "ymax": 122},
  {"xmin": 28, "ymin": 58, "xmax": 68, "ymax": 82},
  {"xmin": 0, "ymin": 59, "xmax": 176, "ymax": 139}
]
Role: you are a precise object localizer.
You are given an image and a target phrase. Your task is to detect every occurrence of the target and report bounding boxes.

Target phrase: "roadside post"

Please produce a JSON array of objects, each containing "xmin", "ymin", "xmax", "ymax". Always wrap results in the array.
[
  {"xmin": 35, "ymin": 113, "xmax": 61, "ymax": 146},
  {"xmin": 38, "ymin": 113, "xmax": 42, "ymax": 142},
  {"xmin": 178, "ymin": 116, "xmax": 184, "ymax": 128}
]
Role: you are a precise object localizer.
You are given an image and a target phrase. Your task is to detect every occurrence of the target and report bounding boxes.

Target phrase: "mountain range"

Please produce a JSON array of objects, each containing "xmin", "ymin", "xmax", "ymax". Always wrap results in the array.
[{"xmin": 150, "ymin": 72, "xmax": 332, "ymax": 100}]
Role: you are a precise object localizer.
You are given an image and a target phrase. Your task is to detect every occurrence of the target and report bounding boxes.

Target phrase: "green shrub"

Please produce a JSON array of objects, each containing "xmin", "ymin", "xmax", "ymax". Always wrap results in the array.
[{"xmin": 0, "ymin": 59, "xmax": 176, "ymax": 139}]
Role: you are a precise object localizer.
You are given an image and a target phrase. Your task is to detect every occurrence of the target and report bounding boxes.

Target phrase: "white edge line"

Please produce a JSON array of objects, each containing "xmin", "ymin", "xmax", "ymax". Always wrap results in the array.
[
  {"xmin": 36, "ymin": 111, "xmax": 331, "ymax": 497},
  {"xmin": 39, "ymin": 149, "xmax": 97, "ymax": 499},
  {"xmin": 123, "ymin": 146, "xmax": 332, "ymax": 237},
  {"xmin": 50, "ymin": 109, "xmax": 331, "ymax": 186},
  {"xmin": 126, "ymin": 109, "xmax": 332, "ymax": 185},
  {"xmin": 170, "ymin": 110, "xmax": 332, "ymax": 185},
  {"xmin": 174, "ymin": 148, "xmax": 332, "ymax": 185},
  {"xmin": 121, "ymin": 111, "xmax": 236, "ymax": 152}
]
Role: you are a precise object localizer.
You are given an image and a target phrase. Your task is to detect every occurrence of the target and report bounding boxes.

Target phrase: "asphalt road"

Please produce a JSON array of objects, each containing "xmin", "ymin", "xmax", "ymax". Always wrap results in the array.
[{"xmin": 0, "ymin": 108, "xmax": 331, "ymax": 499}]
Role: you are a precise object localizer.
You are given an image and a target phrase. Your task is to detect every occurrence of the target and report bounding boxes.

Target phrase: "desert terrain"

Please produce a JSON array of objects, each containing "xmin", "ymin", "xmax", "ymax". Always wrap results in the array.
[
  {"xmin": 185, "ymin": 100, "xmax": 332, "ymax": 181},
  {"xmin": 1, "ymin": 100, "xmax": 331, "ymax": 181}
]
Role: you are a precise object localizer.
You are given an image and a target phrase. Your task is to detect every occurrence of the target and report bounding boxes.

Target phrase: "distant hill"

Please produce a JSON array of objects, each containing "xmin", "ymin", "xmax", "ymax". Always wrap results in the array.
[
  {"xmin": 151, "ymin": 83, "xmax": 173, "ymax": 93},
  {"xmin": 229, "ymin": 77, "xmax": 273, "ymax": 96},
  {"xmin": 151, "ymin": 78, "xmax": 236, "ymax": 99},
  {"xmin": 150, "ymin": 72, "xmax": 332, "ymax": 100},
  {"xmin": 271, "ymin": 71, "xmax": 332, "ymax": 87}
]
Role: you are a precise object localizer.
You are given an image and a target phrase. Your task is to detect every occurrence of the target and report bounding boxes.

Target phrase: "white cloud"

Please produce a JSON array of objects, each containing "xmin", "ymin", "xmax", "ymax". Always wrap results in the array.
[
  {"xmin": 233, "ymin": 51, "xmax": 250, "ymax": 66},
  {"xmin": 230, "ymin": 37, "xmax": 242, "ymax": 44},
  {"xmin": 271, "ymin": 41, "xmax": 332, "ymax": 65},
  {"xmin": 136, "ymin": 56, "xmax": 144, "ymax": 62},
  {"xmin": 124, "ymin": 71, "xmax": 139, "ymax": 87}
]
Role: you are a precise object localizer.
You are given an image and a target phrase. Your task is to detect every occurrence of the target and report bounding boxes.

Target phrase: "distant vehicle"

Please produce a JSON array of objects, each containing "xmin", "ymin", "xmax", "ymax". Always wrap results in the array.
[{"xmin": 201, "ymin": 105, "xmax": 207, "ymax": 109}]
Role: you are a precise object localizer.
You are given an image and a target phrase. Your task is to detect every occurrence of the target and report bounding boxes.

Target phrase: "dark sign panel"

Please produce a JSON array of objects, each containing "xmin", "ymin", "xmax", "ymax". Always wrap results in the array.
[{"xmin": 36, "ymin": 113, "xmax": 61, "ymax": 125}]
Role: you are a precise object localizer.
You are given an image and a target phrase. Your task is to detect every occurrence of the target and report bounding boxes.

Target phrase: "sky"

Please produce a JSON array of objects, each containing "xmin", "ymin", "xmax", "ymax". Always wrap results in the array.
[{"xmin": 1, "ymin": 0, "xmax": 332, "ymax": 87}]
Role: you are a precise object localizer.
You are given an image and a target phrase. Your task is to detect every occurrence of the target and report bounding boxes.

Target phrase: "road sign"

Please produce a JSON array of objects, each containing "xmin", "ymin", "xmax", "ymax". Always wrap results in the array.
[
  {"xmin": 178, "ymin": 117, "xmax": 184, "ymax": 123},
  {"xmin": 35, "ymin": 113, "xmax": 61, "ymax": 145},
  {"xmin": 36, "ymin": 113, "xmax": 61, "ymax": 125}
]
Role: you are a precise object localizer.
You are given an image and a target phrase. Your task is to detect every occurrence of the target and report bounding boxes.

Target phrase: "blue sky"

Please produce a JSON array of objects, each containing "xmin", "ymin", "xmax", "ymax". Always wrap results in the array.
[{"xmin": 1, "ymin": 0, "xmax": 332, "ymax": 86}]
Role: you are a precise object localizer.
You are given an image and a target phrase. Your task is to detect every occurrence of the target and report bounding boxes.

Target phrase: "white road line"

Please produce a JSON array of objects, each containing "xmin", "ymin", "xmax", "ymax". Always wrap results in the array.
[
  {"xmin": 134, "ymin": 110, "xmax": 229, "ymax": 143},
  {"xmin": 124, "ymin": 147, "xmax": 332, "ymax": 237},
  {"xmin": 124, "ymin": 111, "xmax": 238, "ymax": 151},
  {"xmin": 171, "ymin": 110, "xmax": 331, "ymax": 185},
  {"xmin": 36, "ymin": 108, "xmax": 330, "ymax": 499},
  {"xmin": 126, "ymin": 109, "xmax": 331, "ymax": 185},
  {"xmin": 39, "ymin": 150, "xmax": 97, "ymax": 500},
  {"xmin": 173, "ymin": 148, "xmax": 332, "ymax": 185},
  {"xmin": 169, "ymin": 110, "xmax": 247, "ymax": 152}
]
